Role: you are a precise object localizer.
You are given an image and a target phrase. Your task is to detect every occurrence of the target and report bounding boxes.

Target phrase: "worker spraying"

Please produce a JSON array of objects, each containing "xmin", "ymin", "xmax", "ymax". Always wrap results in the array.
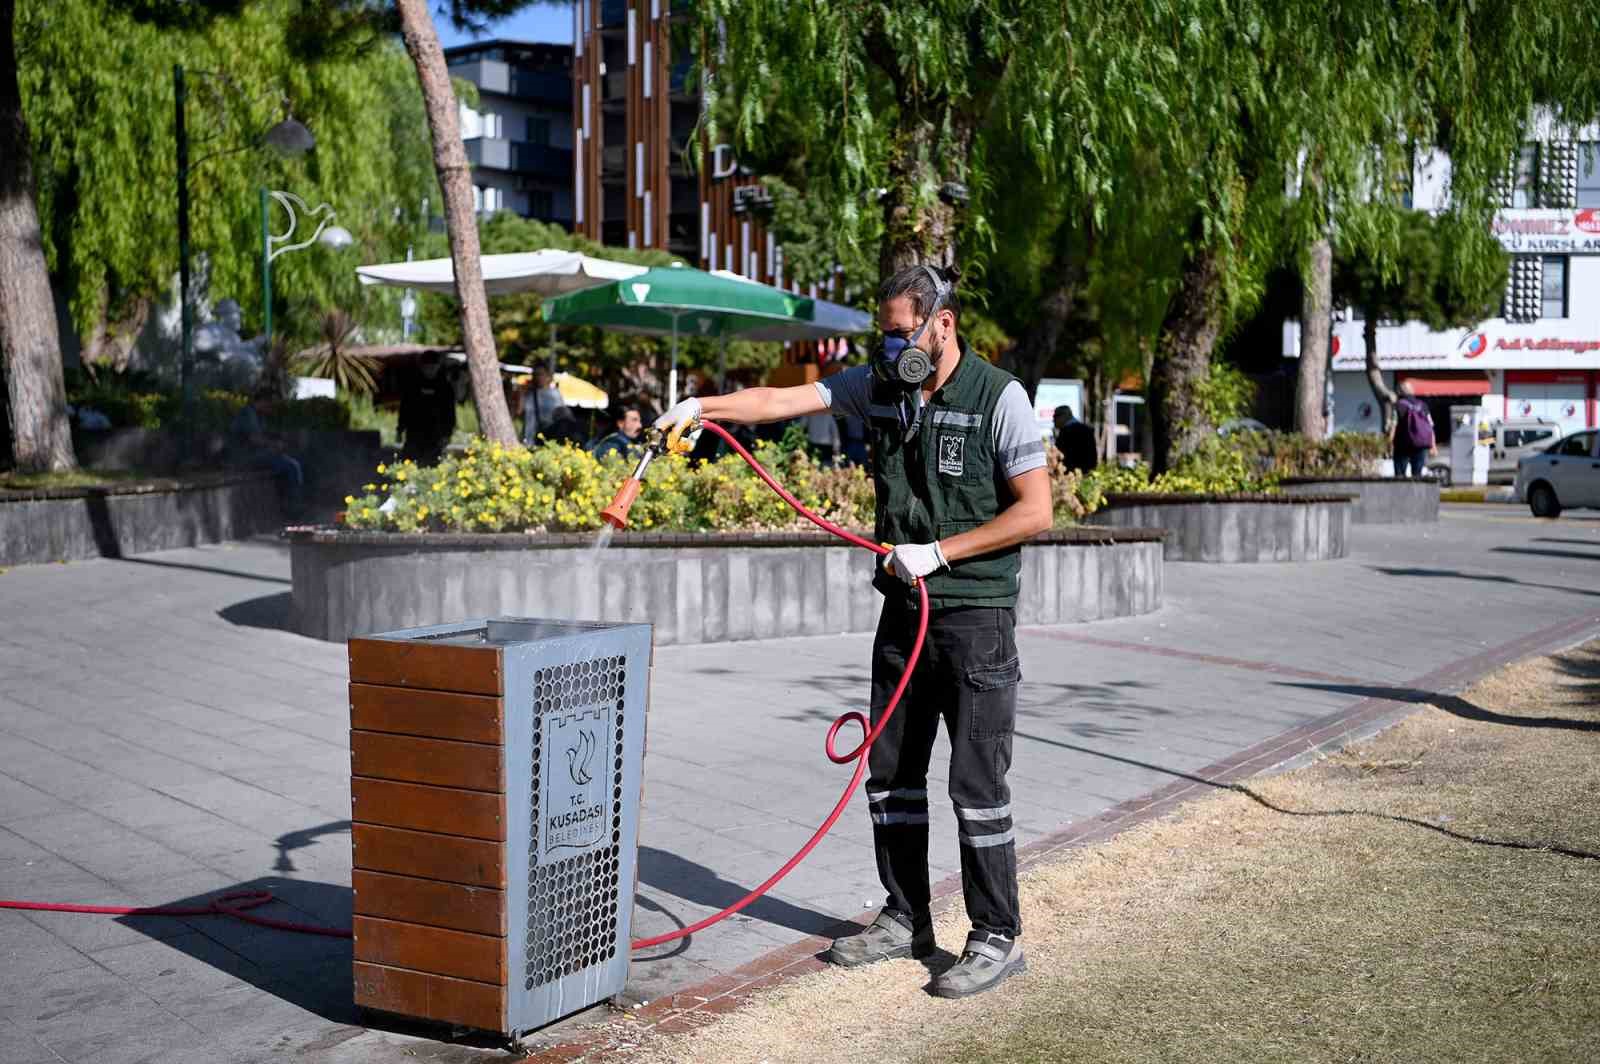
[{"xmin": 652, "ymin": 264, "xmax": 1052, "ymax": 998}]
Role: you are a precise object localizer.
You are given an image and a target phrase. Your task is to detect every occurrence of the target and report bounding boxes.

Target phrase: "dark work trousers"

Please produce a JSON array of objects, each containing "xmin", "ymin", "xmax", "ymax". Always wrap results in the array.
[{"xmin": 867, "ymin": 597, "xmax": 1022, "ymax": 937}]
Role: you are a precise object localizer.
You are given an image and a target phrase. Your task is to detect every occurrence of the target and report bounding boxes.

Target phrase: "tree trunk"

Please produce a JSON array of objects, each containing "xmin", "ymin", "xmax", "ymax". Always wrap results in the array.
[
  {"xmin": 1003, "ymin": 280, "xmax": 1076, "ymax": 401},
  {"xmin": 1362, "ymin": 312, "xmax": 1396, "ymax": 435},
  {"xmin": 79, "ymin": 290, "xmax": 151, "ymax": 375},
  {"xmin": 1295, "ymin": 236, "xmax": 1332, "ymax": 438},
  {"xmin": 0, "ymin": 0, "xmax": 76, "ymax": 473},
  {"xmin": 879, "ymin": 106, "xmax": 969, "ymax": 278},
  {"xmin": 396, "ymin": 0, "xmax": 516, "ymax": 446},
  {"xmin": 1148, "ymin": 246, "xmax": 1224, "ymax": 473}
]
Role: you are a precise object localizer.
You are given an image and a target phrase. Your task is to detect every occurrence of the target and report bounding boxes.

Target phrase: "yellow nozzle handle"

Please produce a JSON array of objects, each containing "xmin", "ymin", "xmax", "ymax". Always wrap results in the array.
[{"xmin": 665, "ymin": 415, "xmax": 698, "ymax": 456}]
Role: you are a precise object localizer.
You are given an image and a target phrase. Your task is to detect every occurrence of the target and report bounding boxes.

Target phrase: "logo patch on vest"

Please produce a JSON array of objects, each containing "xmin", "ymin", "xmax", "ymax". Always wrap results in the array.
[{"xmin": 938, "ymin": 433, "xmax": 965, "ymax": 476}]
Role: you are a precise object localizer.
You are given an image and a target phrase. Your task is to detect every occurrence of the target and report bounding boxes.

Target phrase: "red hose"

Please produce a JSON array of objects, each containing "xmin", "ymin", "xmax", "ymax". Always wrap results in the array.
[
  {"xmin": 0, "ymin": 890, "xmax": 352, "ymax": 937},
  {"xmin": 629, "ymin": 420, "xmax": 928, "ymax": 950},
  {"xmin": 0, "ymin": 419, "xmax": 924, "ymax": 953}
]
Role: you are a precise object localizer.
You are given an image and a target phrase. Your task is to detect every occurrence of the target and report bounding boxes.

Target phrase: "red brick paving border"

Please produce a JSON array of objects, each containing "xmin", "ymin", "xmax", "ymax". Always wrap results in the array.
[{"xmin": 523, "ymin": 610, "xmax": 1599, "ymax": 1062}]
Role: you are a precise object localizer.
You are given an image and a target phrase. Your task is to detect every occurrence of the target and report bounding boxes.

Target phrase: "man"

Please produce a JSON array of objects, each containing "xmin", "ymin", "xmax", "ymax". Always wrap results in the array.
[
  {"xmin": 1390, "ymin": 379, "xmax": 1437, "ymax": 478},
  {"xmin": 397, "ymin": 352, "xmax": 457, "ymax": 466},
  {"xmin": 1053, "ymin": 404, "xmax": 1099, "ymax": 475},
  {"xmin": 227, "ymin": 387, "xmax": 304, "ymax": 515},
  {"xmin": 656, "ymin": 264, "xmax": 1051, "ymax": 998},
  {"xmin": 521, "ymin": 365, "xmax": 568, "ymax": 446},
  {"xmin": 590, "ymin": 404, "xmax": 643, "ymax": 460}
]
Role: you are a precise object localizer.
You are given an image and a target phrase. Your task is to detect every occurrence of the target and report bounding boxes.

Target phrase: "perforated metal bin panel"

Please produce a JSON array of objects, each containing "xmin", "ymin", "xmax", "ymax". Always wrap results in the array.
[{"xmin": 368, "ymin": 616, "xmax": 652, "ymax": 1036}]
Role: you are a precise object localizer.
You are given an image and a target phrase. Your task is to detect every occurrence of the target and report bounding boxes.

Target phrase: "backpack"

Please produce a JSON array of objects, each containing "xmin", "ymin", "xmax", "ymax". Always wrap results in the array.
[{"xmin": 1399, "ymin": 398, "xmax": 1434, "ymax": 449}]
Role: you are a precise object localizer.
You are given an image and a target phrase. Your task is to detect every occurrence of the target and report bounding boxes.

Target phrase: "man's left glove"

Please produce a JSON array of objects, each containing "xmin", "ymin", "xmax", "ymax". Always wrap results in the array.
[{"xmin": 884, "ymin": 541, "xmax": 948, "ymax": 585}]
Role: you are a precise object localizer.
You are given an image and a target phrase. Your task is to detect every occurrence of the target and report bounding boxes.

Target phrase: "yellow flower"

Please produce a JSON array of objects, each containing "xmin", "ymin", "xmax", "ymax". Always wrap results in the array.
[
  {"xmin": 394, "ymin": 470, "xmax": 407, "ymax": 482},
  {"xmin": 344, "ymin": 495, "xmax": 354, "ymax": 505},
  {"xmin": 376, "ymin": 463, "xmax": 387, "ymax": 474},
  {"xmin": 363, "ymin": 483, "xmax": 376, "ymax": 492}
]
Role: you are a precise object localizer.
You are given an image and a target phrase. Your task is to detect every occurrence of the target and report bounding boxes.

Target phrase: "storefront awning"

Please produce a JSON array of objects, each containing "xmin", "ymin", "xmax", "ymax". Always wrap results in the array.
[{"xmin": 1396, "ymin": 373, "xmax": 1490, "ymax": 397}]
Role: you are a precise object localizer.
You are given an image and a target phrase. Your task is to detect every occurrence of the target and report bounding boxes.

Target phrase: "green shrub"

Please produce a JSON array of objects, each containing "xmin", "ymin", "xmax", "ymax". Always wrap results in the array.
[
  {"xmin": 1237, "ymin": 430, "xmax": 1388, "ymax": 478},
  {"xmin": 1080, "ymin": 434, "xmax": 1277, "ymax": 499},
  {"xmin": 270, "ymin": 396, "xmax": 351, "ymax": 431},
  {"xmin": 341, "ymin": 437, "xmax": 877, "ymax": 535}
]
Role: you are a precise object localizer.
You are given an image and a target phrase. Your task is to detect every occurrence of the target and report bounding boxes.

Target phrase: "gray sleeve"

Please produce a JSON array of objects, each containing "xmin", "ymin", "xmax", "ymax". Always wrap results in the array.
[
  {"xmin": 812, "ymin": 365, "xmax": 873, "ymax": 422},
  {"xmin": 993, "ymin": 380, "xmax": 1048, "ymax": 478}
]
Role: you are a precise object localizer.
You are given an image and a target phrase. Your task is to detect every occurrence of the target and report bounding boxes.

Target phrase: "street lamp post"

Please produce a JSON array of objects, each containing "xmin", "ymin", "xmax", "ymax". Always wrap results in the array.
[
  {"xmin": 259, "ymin": 188, "xmax": 353, "ymax": 355},
  {"xmin": 172, "ymin": 64, "xmax": 317, "ymax": 459}
]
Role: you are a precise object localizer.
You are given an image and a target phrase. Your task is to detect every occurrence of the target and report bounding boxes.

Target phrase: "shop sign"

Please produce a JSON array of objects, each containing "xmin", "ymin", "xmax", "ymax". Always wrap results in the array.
[{"xmin": 1492, "ymin": 209, "xmax": 1600, "ymax": 253}]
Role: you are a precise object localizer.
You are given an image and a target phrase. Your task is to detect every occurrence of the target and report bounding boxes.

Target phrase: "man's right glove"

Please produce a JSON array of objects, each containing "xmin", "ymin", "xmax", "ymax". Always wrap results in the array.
[{"xmin": 654, "ymin": 397, "xmax": 701, "ymax": 434}]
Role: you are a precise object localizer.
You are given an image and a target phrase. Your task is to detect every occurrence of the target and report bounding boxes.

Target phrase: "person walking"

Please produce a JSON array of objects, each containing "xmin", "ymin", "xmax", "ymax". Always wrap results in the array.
[
  {"xmin": 1053, "ymin": 404, "xmax": 1098, "ymax": 475},
  {"xmin": 655, "ymin": 264, "xmax": 1051, "ymax": 998},
  {"xmin": 396, "ymin": 352, "xmax": 457, "ymax": 466},
  {"xmin": 1390, "ymin": 379, "xmax": 1437, "ymax": 478}
]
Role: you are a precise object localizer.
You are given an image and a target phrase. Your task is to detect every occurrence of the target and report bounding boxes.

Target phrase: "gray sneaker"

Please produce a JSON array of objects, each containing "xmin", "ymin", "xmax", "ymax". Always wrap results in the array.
[
  {"xmin": 825, "ymin": 910, "xmax": 935, "ymax": 968},
  {"xmin": 930, "ymin": 932, "xmax": 1026, "ymax": 998}
]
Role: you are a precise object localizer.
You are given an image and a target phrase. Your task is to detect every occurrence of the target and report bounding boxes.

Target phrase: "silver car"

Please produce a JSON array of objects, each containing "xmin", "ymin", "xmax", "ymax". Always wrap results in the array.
[{"xmin": 1514, "ymin": 429, "xmax": 1600, "ymax": 518}]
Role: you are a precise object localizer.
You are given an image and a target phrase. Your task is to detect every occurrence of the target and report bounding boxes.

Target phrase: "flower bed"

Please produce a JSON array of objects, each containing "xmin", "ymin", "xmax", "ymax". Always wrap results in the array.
[
  {"xmin": 0, "ymin": 472, "xmax": 280, "ymax": 566},
  {"xmin": 1277, "ymin": 476, "xmax": 1440, "ymax": 525},
  {"xmin": 1086, "ymin": 492, "xmax": 1354, "ymax": 563},
  {"xmin": 287, "ymin": 526, "xmax": 1166, "ymax": 644}
]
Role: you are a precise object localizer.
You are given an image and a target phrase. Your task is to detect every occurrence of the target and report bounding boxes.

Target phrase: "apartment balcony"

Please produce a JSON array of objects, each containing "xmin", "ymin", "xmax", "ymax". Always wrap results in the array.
[
  {"xmin": 599, "ymin": 0, "xmax": 626, "ymax": 27},
  {"xmin": 449, "ymin": 58, "xmax": 510, "ymax": 96},
  {"xmin": 511, "ymin": 70, "xmax": 572, "ymax": 105},
  {"xmin": 464, "ymin": 136, "xmax": 512, "ymax": 172},
  {"xmin": 512, "ymin": 143, "xmax": 574, "ymax": 179}
]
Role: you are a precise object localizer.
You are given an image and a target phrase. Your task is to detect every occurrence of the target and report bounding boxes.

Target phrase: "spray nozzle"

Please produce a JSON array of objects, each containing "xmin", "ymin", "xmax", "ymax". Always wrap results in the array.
[{"xmin": 598, "ymin": 417, "xmax": 699, "ymax": 530}]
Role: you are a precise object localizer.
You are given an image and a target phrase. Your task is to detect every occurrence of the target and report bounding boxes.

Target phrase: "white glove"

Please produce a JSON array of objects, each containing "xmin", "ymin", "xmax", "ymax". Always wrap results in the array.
[
  {"xmin": 885, "ymin": 541, "xmax": 948, "ymax": 585},
  {"xmin": 654, "ymin": 397, "xmax": 702, "ymax": 433}
]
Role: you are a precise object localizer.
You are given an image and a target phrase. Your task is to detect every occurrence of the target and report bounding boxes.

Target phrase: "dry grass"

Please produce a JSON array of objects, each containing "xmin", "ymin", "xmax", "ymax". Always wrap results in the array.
[{"xmin": 609, "ymin": 642, "xmax": 1600, "ymax": 1064}]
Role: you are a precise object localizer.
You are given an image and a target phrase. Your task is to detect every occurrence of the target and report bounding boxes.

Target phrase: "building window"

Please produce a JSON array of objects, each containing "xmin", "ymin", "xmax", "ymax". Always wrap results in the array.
[
  {"xmin": 1512, "ymin": 145, "xmax": 1538, "ymax": 208},
  {"xmin": 1580, "ymin": 143, "xmax": 1600, "ymax": 208},
  {"xmin": 528, "ymin": 189, "xmax": 555, "ymax": 218},
  {"xmin": 526, "ymin": 116, "xmax": 551, "ymax": 145},
  {"xmin": 474, "ymin": 185, "xmax": 503, "ymax": 214},
  {"xmin": 482, "ymin": 111, "xmax": 503, "ymax": 139},
  {"xmin": 1540, "ymin": 255, "xmax": 1567, "ymax": 319}
]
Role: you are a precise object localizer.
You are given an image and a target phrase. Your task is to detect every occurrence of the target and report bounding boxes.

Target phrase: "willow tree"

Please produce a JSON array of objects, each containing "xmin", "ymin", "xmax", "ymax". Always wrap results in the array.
[
  {"xmin": 18, "ymin": 1, "xmax": 437, "ymax": 363},
  {"xmin": 698, "ymin": 1, "xmax": 1066, "ymax": 277}
]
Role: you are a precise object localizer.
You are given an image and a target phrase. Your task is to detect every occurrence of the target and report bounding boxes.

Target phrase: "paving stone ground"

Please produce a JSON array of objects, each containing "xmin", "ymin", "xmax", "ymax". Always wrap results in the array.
[{"xmin": 0, "ymin": 505, "xmax": 1596, "ymax": 1063}]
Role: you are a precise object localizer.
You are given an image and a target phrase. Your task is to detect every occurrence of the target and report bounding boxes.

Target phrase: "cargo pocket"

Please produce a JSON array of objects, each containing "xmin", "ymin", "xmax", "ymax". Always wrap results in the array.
[{"xmin": 964, "ymin": 656, "xmax": 1020, "ymax": 741}]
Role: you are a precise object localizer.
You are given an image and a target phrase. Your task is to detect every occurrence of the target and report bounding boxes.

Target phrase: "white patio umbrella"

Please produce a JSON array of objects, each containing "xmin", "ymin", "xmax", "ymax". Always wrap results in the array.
[
  {"xmin": 355, "ymin": 248, "xmax": 647, "ymax": 297},
  {"xmin": 356, "ymin": 248, "xmax": 649, "ymax": 372}
]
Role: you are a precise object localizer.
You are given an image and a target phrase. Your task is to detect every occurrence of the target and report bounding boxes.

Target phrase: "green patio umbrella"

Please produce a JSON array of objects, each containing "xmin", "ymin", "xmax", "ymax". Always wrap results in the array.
[{"xmin": 541, "ymin": 264, "xmax": 817, "ymax": 406}]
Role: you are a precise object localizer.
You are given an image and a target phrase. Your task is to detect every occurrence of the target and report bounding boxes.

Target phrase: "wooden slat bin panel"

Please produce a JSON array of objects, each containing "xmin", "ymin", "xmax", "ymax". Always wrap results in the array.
[
  {"xmin": 348, "ymin": 638, "xmax": 503, "ymax": 695},
  {"xmin": 352, "ymin": 823, "xmax": 504, "ymax": 888},
  {"xmin": 352, "ymin": 870, "xmax": 504, "ymax": 937},
  {"xmin": 353, "ymin": 915, "xmax": 504, "ymax": 985},
  {"xmin": 354, "ymin": 961, "xmax": 504, "ymax": 1031},
  {"xmin": 349, "ymin": 684, "xmax": 504, "ymax": 744},
  {"xmin": 351, "ymin": 778, "xmax": 506, "ymax": 840},
  {"xmin": 350, "ymin": 731, "xmax": 504, "ymax": 792}
]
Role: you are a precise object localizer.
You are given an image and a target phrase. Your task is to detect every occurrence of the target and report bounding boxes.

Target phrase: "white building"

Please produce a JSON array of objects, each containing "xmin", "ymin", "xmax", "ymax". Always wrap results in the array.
[{"xmin": 1285, "ymin": 125, "xmax": 1600, "ymax": 439}]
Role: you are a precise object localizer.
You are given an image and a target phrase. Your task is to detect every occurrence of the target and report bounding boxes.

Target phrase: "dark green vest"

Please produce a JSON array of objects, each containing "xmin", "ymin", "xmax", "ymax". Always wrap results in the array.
[{"xmin": 869, "ymin": 346, "xmax": 1024, "ymax": 609}]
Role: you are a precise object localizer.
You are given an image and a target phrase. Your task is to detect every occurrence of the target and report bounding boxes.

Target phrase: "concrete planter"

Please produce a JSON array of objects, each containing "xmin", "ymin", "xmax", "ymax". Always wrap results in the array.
[
  {"xmin": 0, "ymin": 473, "xmax": 281, "ymax": 566},
  {"xmin": 1086, "ymin": 493, "xmax": 1353, "ymax": 563},
  {"xmin": 287, "ymin": 527, "xmax": 1167, "ymax": 643},
  {"xmin": 74, "ymin": 427, "xmax": 383, "ymax": 499},
  {"xmin": 1277, "ymin": 476, "xmax": 1439, "ymax": 524}
]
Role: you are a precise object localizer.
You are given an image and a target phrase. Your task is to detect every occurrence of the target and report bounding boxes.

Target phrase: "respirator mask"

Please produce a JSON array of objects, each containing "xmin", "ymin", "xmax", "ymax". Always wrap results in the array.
[{"xmin": 873, "ymin": 266, "xmax": 952, "ymax": 389}]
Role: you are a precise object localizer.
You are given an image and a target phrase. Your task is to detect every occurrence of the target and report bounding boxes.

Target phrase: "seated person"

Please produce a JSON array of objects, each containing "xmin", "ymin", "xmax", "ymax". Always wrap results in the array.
[
  {"xmin": 227, "ymin": 389, "xmax": 305, "ymax": 515},
  {"xmin": 589, "ymin": 404, "xmax": 642, "ymax": 460}
]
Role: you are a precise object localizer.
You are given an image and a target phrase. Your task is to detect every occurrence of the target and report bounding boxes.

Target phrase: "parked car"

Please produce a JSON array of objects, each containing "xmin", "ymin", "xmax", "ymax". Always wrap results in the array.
[
  {"xmin": 1514, "ymin": 429, "xmax": 1600, "ymax": 518},
  {"xmin": 1426, "ymin": 417, "xmax": 1562, "ymax": 487},
  {"xmin": 1489, "ymin": 418, "xmax": 1562, "ymax": 483}
]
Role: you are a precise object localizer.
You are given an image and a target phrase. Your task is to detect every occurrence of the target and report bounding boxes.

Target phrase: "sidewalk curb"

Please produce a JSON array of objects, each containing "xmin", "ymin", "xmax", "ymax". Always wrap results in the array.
[{"xmin": 450, "ymin": 610, "xmax": 1593, "ymax": 1060}]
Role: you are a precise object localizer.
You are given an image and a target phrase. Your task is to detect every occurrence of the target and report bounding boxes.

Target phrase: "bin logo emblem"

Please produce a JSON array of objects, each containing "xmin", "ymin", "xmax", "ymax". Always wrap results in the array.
[
  {"xmin": 544, "ymin": 707, "xmax": 611, "ymax": 853},
  {"xmin": 566, "ymin": 729, "xmax": 596, "ymax": 786}
]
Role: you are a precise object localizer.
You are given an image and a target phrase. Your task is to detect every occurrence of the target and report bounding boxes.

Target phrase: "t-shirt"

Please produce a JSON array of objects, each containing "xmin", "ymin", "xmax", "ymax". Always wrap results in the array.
[{"xmin": 814, "ymin": 364, "xmax": 1047, "ymax": 479}]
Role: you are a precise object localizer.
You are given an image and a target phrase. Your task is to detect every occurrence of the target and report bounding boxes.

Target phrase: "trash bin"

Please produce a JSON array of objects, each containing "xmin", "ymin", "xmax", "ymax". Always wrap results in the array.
[{"xmin": 347, "ymin": 617, "xmax": 652, "ymax": 1037}]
